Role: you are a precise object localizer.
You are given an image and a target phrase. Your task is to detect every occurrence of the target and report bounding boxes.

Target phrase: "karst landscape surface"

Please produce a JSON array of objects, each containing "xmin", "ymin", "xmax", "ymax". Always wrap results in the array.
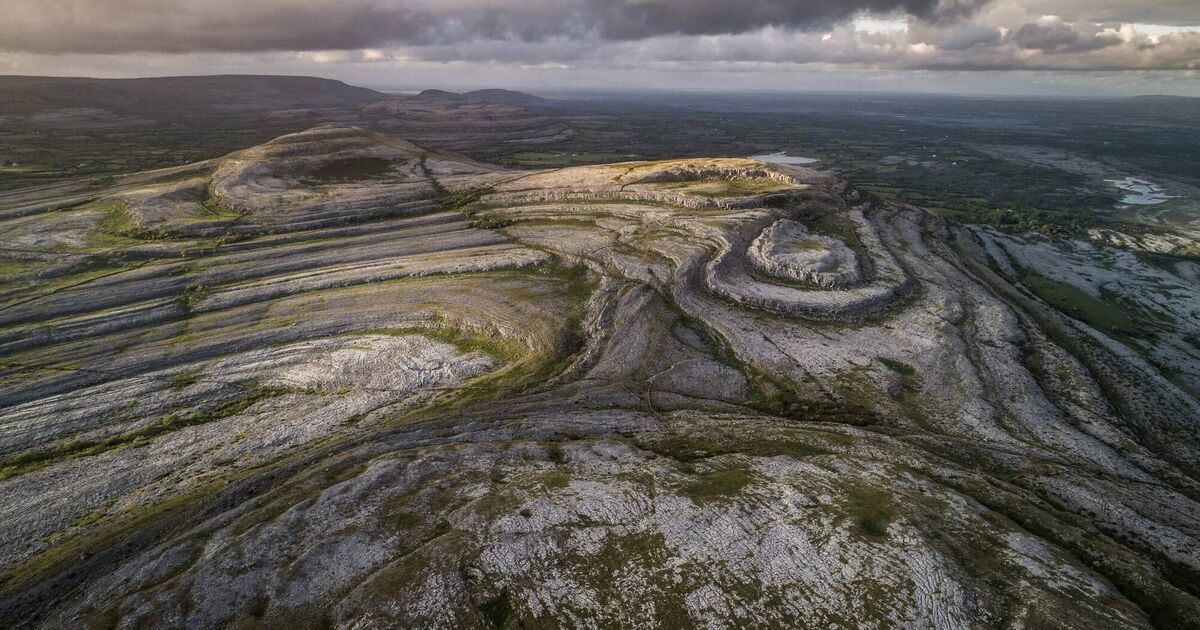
[{"xmin": 1, "ymin": 87, "xmax": 1199, "ymax": 629}]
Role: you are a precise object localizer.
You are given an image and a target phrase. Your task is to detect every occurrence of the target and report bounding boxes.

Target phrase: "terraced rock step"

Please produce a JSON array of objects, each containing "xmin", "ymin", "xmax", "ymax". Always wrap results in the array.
[
  {"xmin": 748, "ymin": 219, "xmax": 863, "ymax": 288},
  {"xmin": 704, "ymin": 205, "xmax": 910, "ymax": 319},
  {"xmin": 0, "ymin": 126, "xmax": 1198, "ymax": 629}
]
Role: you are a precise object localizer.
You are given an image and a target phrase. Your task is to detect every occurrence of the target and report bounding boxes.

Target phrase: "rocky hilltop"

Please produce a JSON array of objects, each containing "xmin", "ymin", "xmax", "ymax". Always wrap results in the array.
[{"xmin": 0, "ymin": 126, "xmax": 1198, "ymax": 629}]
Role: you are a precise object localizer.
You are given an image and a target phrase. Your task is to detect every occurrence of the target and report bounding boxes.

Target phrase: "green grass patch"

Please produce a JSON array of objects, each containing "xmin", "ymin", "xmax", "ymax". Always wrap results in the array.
[
  {"xmin": 479, "ymin": 590, "xmax": 514, "ymax": 629},
  {"xmin": 305, "ymin": 157, "xmax": 394, "ymax": 183},
  {"xmin": 181, "ymin": 282, "xmax": 208, "ymax": 311},
  {"xmin": 85, "ymin": 200, "xmax": 155, "ymax": 249},
  {"xmin": 471, "ymin": 215, "xmax": 516, "ymax": 230},
  {"xmin": 843, "ymin": 486, "xmax": 896, "ymax": 539},
  {"xmin": 98, "ymin": 202, "xmax": 137, "ymax": 236},
  {"xmin": 0, "ymin": 261, "xmax": 34, "ymax": 278},
  {"xmin": 200, "ymin": 194, "xmax": 242, "ymax": 220},
  {"xmin": 637, "ymin": 432, "xmax": 832, "ymax": 463},
  {"xmin": 1020, "ymin": 272, "xmax": 1148, "ymax": 341},
  {"xmin": 167, "ymin": 366, "xmax": 204, "ymax": 390},
  {"xmin": 878, "ymin": 357, "xmax": 916, "ymax": 376},
  {"xmin": 681, "ymin": 468, "xmax": 752, "ymax": 503}
]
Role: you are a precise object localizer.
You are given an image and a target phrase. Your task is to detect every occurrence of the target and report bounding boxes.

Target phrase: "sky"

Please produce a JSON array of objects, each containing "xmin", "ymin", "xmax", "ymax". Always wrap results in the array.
[{"xmin": 1, "ymin": 0, "xmax": 1198, "ymax": 96}]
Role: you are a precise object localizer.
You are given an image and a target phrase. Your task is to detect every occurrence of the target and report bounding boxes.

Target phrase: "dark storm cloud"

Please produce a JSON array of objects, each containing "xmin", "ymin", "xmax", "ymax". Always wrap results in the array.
[
  {"xmin": 0, "ymin": 0, "xmax": 988, "ymax": 54},
  {"xmin": 936, "ymin": 24, "xmax": 1004, "ymax": 50},
  {"xmin": 1011, "ymin": 19, "xmax": 1123, "ymax": 54},
  {"xmin": 2, "ymin": 0, "xmax": 1197, "ymax": 74}
]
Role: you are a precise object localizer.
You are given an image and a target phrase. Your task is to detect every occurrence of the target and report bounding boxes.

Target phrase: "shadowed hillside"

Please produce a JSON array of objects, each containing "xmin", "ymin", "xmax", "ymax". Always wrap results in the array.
[{"xmin": 0, "ymin": 75, "xmax": 386, "ymax": 118}]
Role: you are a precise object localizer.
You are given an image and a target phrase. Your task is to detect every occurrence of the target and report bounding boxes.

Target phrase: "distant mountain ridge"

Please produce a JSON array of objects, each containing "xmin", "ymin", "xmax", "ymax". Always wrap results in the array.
[
  {"xmin": 0, "ymin": 75, "xmax": 388, "ymax": 119},
  {"xmin": 415, "ymin": 88, "xmax": 552, "ymax": 107},
  {"xmin": 1125, "ymin": 94, "xmax": 1200, "ymax": 101}
]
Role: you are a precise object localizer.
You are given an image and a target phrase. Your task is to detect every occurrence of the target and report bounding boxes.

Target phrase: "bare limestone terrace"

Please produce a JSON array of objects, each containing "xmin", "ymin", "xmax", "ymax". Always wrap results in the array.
[{"xmin": 0, "ymin": 125, "xmax": 1198, "ymax": 629}]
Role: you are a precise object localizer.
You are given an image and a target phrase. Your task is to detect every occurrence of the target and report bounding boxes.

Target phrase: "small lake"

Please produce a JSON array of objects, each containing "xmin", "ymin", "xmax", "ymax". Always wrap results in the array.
[
  {"xmin": 1106, "ymin": 177, "xmax": 1178, "ymax": 205},
  {"xmin": 750, "ymin": 151, "xmax": 819, "ymax": 165}
]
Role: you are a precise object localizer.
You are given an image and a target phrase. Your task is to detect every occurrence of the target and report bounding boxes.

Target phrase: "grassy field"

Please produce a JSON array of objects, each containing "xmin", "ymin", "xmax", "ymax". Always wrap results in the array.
[{"xmin": 1020, "ymin": 272, "xmax": 1148, "ymax": 341}]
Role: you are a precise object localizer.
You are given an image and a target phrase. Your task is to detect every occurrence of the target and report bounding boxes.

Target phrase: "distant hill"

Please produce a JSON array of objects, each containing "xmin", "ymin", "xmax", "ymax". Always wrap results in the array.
[
  {"xmin": 0, "ymin": 75, "xmax": 387, "ymax": 119},
  {"xmin": 1125, "ymin": 94, "xmax": 1200, "ymax": 102},
  {"xmin": 1120, "ymin": 94, "xmax": 1200, "ymax": 120},
  {"xmin": 413, "ymin": 88, "xmax": 552, "ymax": 107},
  {"xmin": 413, "ymin": 89, "xmax": 461, "ymax": 100},
  {"xmin": 464, "ymin": 89, "xmax": 552, "ymax": 106}
]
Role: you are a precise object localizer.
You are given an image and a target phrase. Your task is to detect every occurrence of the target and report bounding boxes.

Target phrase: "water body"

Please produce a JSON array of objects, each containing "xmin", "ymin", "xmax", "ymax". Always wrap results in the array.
[
  {"xmin": 750, "ymin": 151, "xmax": 819, "ymax": 165},
  {"xmin": 1106, "ymin": 176, "xmax": 1179, "ymax": 205}
]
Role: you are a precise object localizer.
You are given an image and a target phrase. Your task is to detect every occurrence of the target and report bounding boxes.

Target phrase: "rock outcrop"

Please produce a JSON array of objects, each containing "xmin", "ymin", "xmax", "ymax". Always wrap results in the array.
[
  {"xmin": 747, "ymin": 219, "xmax": 863, "ymax": 288},
  {"xmin": 0, "ymin": 126, "xmax": 1197, "ymax": 629}
]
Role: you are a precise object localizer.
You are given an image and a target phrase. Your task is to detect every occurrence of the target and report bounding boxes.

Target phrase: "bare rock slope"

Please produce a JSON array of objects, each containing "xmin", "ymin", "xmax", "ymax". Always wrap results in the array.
[{"xmin": 1, "ymin": 126, "xmax": 1198, "ymax": 629}]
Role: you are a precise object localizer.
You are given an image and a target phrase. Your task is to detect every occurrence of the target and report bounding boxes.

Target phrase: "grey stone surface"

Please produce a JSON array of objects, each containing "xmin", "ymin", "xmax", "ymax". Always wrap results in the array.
[{"xmin": 0, "ymin": 127, "xmax": 1197, "ymax": 629}]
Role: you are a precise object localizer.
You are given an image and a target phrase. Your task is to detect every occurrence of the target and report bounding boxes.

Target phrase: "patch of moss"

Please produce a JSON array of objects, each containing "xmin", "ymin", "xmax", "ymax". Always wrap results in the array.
[
  {"xmin": 843, "ymin": 486, "xmax": 897, "ymax": 539},
  {"xmin": 471, "ymin": 215, "xmax": 516, "ymax": 230},
  {"xmin": 85, "ymin": 200, "xmax": 159, "ymax": 248},
  {"xmin": 479, "ymin": 590, "xmax": 513, "ymax": 629},
  {"xmin": 363, "ymin": 325, "xmax": 522, "ymax": 365},
  {"xmin": 168, "ymin": 366, "xmax": 204, "ymax": 390},
  {"xmin": 1020, "ymin": 272, "xmax": 1149, "ymax": 342},
  {"xmin": 306, "ymin": 157, "xmax": 393, "ymax": 183},
  {"xmin": 201, "ymin": 191, "xmax": 243, "ymax": 220},
  {"xmin": 181, "ymin": 282, "xmax": 209, "ymax": 311},
  {"xmin": 71, "ymin": 508, "xmax": 108, "ymax": 529},
  {"xmin": 878, "ymin": 357, "xmax": 915, "ymax": 376},
  {"xmin": 0, "ymin": 261, "xmax": 34, "ymax": 278},
  {"xmin": 680, "ymin": 468, "xmax": 752, "ymax": 503},
  {"xmin": 539, "ymin": 470, "xmax": 571, "ymax": 490},
  {"xmin": 637, "ymin": 432, "xmax": 831, "ymax": 464}
]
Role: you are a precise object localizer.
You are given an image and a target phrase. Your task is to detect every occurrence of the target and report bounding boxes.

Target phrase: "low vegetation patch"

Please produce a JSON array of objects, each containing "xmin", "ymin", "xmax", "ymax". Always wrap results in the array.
[
  {"xmin": 681, "ymin": 468, "xmax": 752, "ymax": 503},
  {"xmin": 306, "ymin": 157, "xmax": 394, "ymax": 183},
  {"xmin": 201, "ymin": 194, "xmax": 243, "ymax": 220},
  {"xmin": 843, "ymin": 486, "xmax": 897, "ymax": 539},
  {"xmin": 0, "ymin": 261, "xmax": 33, "ymax": 279},
  {"xmin": 167, "ymin": 366, "xmax": 204, "ymax": 390},
  {"xmin": 86, "ymin": 200, "xmax": 159, "ymax": 248},
  {"xmin": 1019, "ymin": 272, "xmax": 1147, "ymax": 341},
  {"xmin": 181, "ymin": 282, "xmax": 209, "ymax": 311},
  {"xmin": 878, "ymin": 357, "xmax": 916, "ymax": 376},
  {"xmin": 478, "ymin": 590, "xmax": 513, "ymax": 629},
  {"xmin": 637, "ymin": 432, "xmax": 831, "ymax": 463}
]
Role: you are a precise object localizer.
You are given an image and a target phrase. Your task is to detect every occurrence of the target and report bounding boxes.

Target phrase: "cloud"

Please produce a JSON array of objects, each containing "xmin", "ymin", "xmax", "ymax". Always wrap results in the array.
[
  {"xmin": 0, "ymin": 0, "xmax": 989, "ymax": 54},
  {"xmin": 1010, "ymin": 17, "xmax": 1122, "ymax": 53},
  {"xmin": 937, "ymin": 24, "xmax": 1005, "ymax": 50},
  {"xmin": 350, "ymin": 17, "xmax": 1200, "ymax": 72},
  {"xmin": 0, "ymin": 0, "xmax": 1196, "ymax": 75}
]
